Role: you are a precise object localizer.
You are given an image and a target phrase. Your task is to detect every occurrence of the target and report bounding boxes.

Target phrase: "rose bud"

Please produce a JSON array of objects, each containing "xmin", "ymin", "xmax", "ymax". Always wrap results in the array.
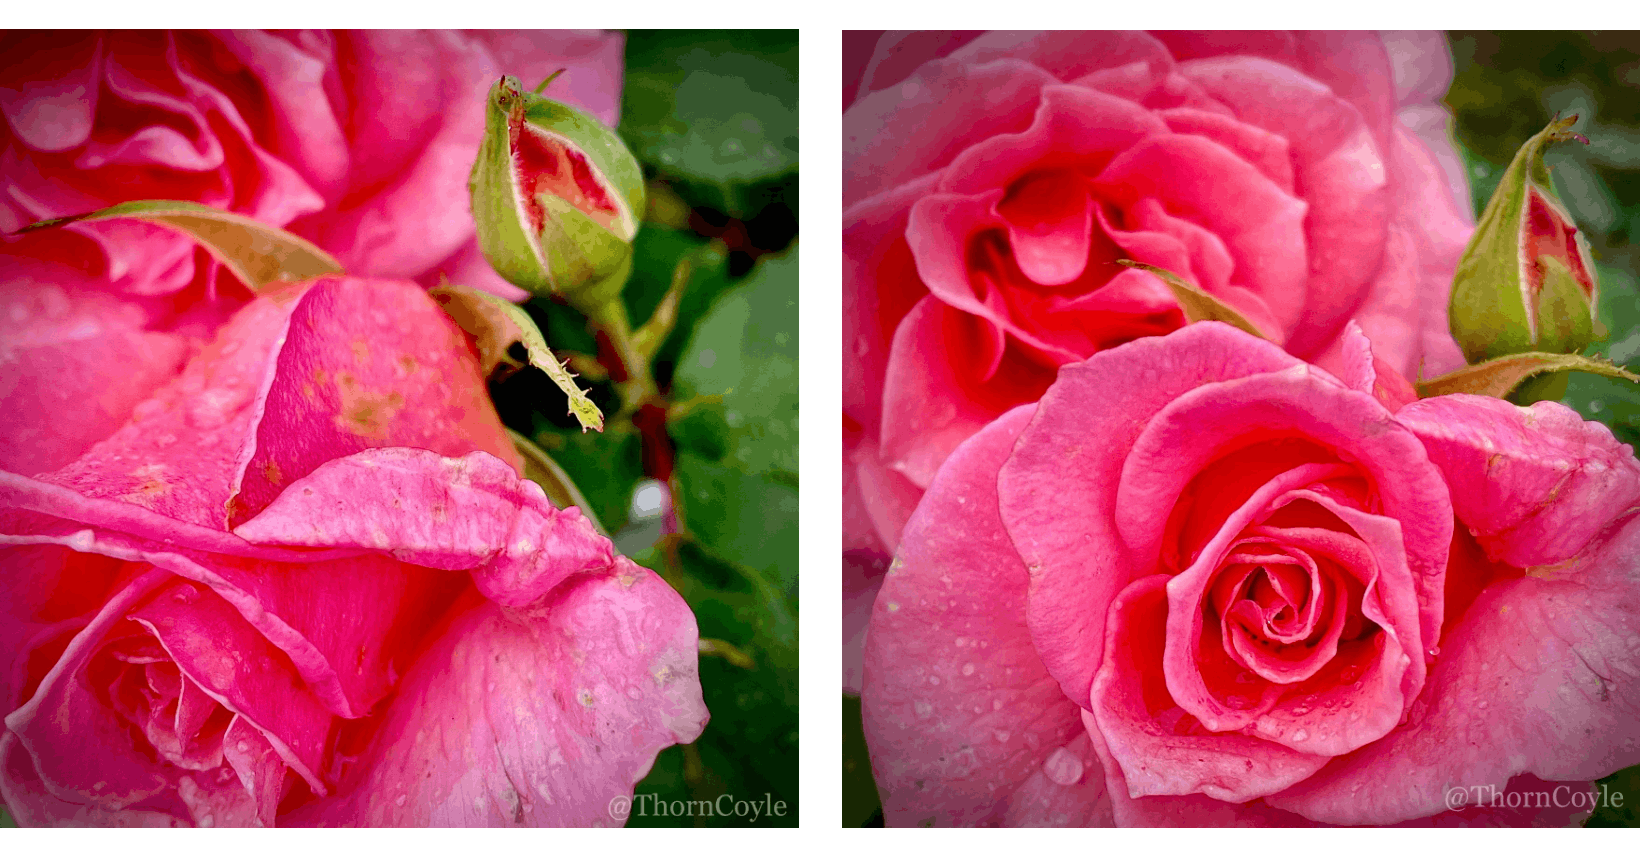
[
  {"xmin": 1449, "ymin": 115, "xmax": 1598, "ymax": 362},
  {"xmin": 468, "ymin": 74, "xmax": 644, "ymax": 318}
]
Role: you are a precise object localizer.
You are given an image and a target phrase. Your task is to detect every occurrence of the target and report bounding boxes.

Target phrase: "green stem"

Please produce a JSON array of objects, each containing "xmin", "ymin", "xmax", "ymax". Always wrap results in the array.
[{"xmin": 589, "ymin": 298, "xmax": 658, "ymax": 419}]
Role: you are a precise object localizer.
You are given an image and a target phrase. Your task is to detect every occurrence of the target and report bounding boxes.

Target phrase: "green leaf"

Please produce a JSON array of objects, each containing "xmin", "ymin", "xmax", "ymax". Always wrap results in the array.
[
  {"xmin": 670, "ymin": 247, "xmax": 799, "ymax": 580},
  {"xmin": 620, "ymin": 31, "xmax": 798, "ymax": 219},
  {"xmin": 429, "ymin": 283, "xmax": 603, "ymax": 432},
  {"xmin": 674, "ymin": 458, "xmax": 798, "ymax": 589},
  {"xmin": 1415, "ymin": 351, "xmax": 1639, "ymax": 399},
  {"xmin": 506, "ymin": 428, "xmax": 605, "ymax": 535},
  {"xmin": 20, "ymin": 199, "xmax": 342, "ymax": 290},
  {"xmin": 1116, "ymin": 259, "xmax": 1268, "ymax": 339}
]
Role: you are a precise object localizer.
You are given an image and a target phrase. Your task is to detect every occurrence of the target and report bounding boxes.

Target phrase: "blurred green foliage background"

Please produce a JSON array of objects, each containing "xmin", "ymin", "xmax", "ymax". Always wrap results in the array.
[{"xmin": 493, "ymin": 29, "xmax": 799, "ymax": 827}]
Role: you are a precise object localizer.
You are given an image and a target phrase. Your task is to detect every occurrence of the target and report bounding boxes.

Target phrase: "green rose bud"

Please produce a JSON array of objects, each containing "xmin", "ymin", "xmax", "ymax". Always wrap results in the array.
[
  {"xmin": 1449, "ymin": 115, "xmax": 1598, "ymax": 363},
  {"xmin": 468, "ymin": 74, "xmax": 645, "ymax": 316}
]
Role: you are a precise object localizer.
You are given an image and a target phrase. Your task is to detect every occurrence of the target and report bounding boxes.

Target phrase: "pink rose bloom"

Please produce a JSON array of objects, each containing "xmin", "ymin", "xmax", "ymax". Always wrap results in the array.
[
  {"xmin": 843, "ymin": 32, "xmax": 1478, "ymax": 688},
  {"xmin": 862, "ymin": 321, "xmax": 1640, "ymax": 826},
  {"xmin": 0, "ymin": 274, "xmax": 707, "ymax": 826},
  {"xmin": 0, "ymin": 29, "xmax": 623, "ymax": 301},
  {"xmin": 0, "ymin": 27, "xmax": 620, "ymax": 488}
]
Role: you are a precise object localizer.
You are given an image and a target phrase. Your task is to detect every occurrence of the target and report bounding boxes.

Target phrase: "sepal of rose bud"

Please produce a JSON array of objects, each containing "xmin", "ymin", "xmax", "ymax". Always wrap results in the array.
[
  {"xmin": 468, "ymin": 75, "xmax": 644, "ymax": 314},
  {"xmin": 1449, "ymin": 115, "xmax": 1598, "ymax": 363}
]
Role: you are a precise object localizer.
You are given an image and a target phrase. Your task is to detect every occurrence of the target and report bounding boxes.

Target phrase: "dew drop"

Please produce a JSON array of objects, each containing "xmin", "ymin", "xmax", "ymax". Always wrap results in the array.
[
  {"xmin": 914, "ymin": 701, "xmax": 933, "ymax": 719},
  {"xmin": 994, "ymin": 730, "xmax": 1011, "ymax": 743},
  {"xmin": 1042, "ymin": 747, "xmax": 1083, "ymax": 786},
  {"xmin": 1291, "ymin": 729, "xmax": 1309, "ymax": 743},
  {"xmin": 961, "ymin": 663, "xmax": 976, "ymax": 677},
  {"xmin": 395, "ymin": 794, "xmax": 407, "ymax": 807}
]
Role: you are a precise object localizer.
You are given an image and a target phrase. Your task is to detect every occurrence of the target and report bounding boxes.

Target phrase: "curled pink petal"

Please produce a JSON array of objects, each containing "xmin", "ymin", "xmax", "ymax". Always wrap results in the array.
[{"xmin": 234, "ymin": 448, "xmax": 611, "ymax": 610}]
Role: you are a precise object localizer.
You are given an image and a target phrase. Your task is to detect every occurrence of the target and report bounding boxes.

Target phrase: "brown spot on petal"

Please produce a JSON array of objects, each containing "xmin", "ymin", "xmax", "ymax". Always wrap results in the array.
[
  {"xmin": 335, "ymin": 389, "xmax": 406, "ymax": 439},
  {"xmin": 262, "ymin": 459, "xmax": 282, "ymax": 486}
]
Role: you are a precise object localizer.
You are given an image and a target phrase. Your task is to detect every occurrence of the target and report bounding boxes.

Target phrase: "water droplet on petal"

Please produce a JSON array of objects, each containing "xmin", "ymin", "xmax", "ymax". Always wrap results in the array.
[
  {"xmin": 1291, "ymin": 729, "xmax": 1309, "ymax": 743},
  {"xmin": 961, "ymin": 663, "xmax": 976, "ymax": 677},
  {"xmin": 1042, "ymin": 747, "xmax": 1083, "ymax": 786}
]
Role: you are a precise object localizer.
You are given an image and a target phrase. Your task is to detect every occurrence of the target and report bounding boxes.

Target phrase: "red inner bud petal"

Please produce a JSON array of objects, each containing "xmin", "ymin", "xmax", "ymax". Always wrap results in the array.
[
  {"xmin": 509, "ymin": 113, "xmax": 620, "ymax": 235},
  {"xmin": 1522, "ymin": 185, "xmax": 1596, "ymax": 300}
]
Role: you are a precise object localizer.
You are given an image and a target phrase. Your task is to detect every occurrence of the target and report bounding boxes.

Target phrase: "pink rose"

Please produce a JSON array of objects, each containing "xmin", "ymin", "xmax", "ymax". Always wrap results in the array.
[
  {"xmin": 0, "ymin": 274, "xmax": 706, "ymax": 826},
  {"xmin": 842, "ymin": 32, "xmax": 1478, "ymax": 654},
  {"xmin": 0, "ymin": 29, "xmax": 623, "ymax": 301},
  {"xmin": 862, "ymin": 321, "xmax": 1640, "ymax": 826},
  {"xmin": 0, "ymin": 27, "xmax": 623, "ymax": 540}
]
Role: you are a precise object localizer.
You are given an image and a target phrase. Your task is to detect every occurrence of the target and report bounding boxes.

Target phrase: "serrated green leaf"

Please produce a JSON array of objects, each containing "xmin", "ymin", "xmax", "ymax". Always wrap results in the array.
[
  {"xmin": 1117, "ymin": 259, "xmax": 1267, "ymax": 339},
  {"xmin": 1416, "ymin": 351, "xmax": 1639, "ymax": 399},
  {"xmin": 20, "ymin": 199, "xmax": 342, "ymax": 290},
  {"xmin": 429, "ymin": 283, "xmax": 603, "ymax": 432}
]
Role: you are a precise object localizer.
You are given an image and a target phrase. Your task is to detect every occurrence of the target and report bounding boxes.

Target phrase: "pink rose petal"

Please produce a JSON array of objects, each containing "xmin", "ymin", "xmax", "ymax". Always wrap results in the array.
[
  {"xmin": 231, "ymin": 275, "xmax": 518, "ymax": 524},
  {"xmin": 1091, "ymin": 575, "xmax": 1330, "ymax": 802},
  {"xmin": 294, "ymin": 564, "xmax": 705, "ymax": 827},
  {"xmin": 234, "ymin": 448, "xmax": 610, "ymax": 611},
  {"xmin": 1398, "ymin": 396, "xmax": 1640, "ymax": 568},
  {"xmin": 864, "ymin": 405, "xmax": 1105, "ymax": 826}
]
